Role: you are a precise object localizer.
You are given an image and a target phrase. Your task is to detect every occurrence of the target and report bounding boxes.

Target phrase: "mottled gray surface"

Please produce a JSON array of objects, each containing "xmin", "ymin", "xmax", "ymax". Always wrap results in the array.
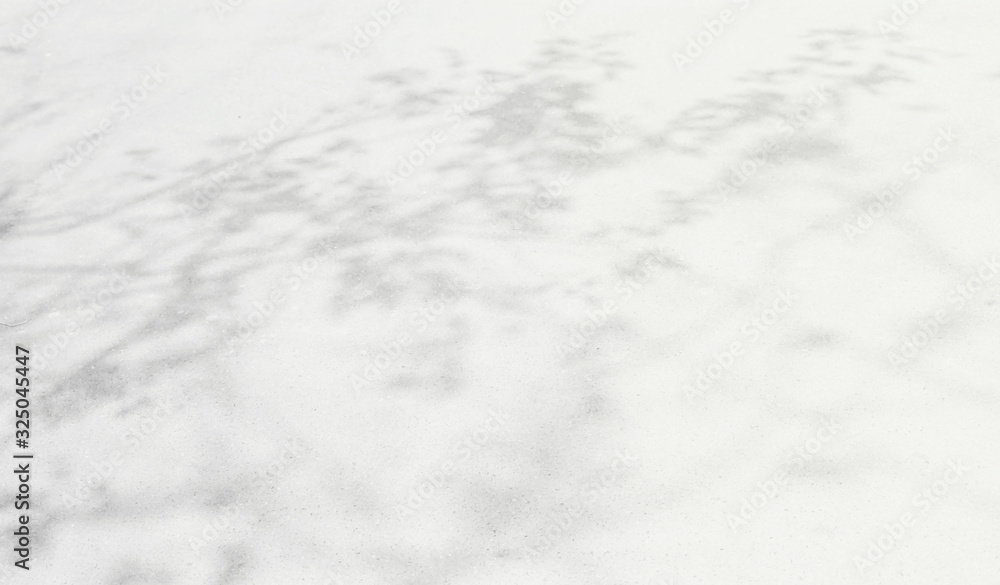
[{"xmin": 2, "ymin": 1, "xmax": 999, "ymax": 583}]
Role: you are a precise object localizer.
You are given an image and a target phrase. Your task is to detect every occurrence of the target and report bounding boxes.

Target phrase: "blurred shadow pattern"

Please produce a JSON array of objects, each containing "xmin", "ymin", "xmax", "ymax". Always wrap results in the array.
[{"xmin": 0, "ymin": 26, "xmax": 947, "ymax": 584}]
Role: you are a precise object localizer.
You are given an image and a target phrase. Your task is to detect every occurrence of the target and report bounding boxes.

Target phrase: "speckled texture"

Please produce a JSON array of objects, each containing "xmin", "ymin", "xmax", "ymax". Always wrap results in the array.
[{"xmin": 2, "ymin": 1, "xmax": 1000, "ymax": 583}]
